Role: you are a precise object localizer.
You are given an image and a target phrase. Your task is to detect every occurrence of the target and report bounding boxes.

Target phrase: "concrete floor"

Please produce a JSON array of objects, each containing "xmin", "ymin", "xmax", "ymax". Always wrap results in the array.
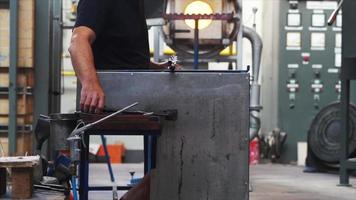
[
  {"xmin": 2, "ymin": 163, "xmax": 356, "ymax": 199},
  {"xmin": 78, "ymin": 163, "xmax": 356, "ymax": 200},
  {"xmin": 90, "ymin": 163, "xmax": 356, "ymax": 200},
  {"xmin": 250, "ymin": 164, "xmax": 356, "ymax": 200},
  {"xmin": 88, "ymin": 163, "xmax": 144, "ymax": 199}
]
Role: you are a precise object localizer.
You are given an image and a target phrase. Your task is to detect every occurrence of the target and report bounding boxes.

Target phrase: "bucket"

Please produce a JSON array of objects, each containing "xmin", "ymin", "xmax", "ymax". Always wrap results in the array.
[{"xmin": 48, "ymin": 113, "xmax": 79, "ymax": 160}]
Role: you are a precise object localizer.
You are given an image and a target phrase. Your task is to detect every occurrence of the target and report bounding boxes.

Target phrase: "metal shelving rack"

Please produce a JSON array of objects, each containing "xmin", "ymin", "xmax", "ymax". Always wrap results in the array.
[
  {"xmin": 5, "ymin": 0, "xmax": 36, "ymax": 155},
  {"xmin": 8, "ymin": 0, "xmax": 18, "ymax": 155}
]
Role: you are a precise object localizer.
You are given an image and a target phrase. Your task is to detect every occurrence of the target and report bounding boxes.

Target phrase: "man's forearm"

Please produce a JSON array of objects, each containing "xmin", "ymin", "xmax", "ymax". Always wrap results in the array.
[
  {"xmin": 69, "ymin": 38, "xmax": 99, "ymax": 84},
  {"xmin": 69, "ymin": 27, "xmax": 105, "ymax": 113}
]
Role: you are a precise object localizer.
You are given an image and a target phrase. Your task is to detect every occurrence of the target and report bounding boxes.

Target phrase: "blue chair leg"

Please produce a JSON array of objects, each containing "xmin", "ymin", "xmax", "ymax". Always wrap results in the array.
[
  {"xmin": 144, "ymin": 135, "xmax": 157, "ymax": 174},
  {"xmin": 100, "ymin": 135, "xmax": 116, "ymax": 182},
  {"xmin": 79, "ymin": 134, "xmax": 90, "ymax": 200}
]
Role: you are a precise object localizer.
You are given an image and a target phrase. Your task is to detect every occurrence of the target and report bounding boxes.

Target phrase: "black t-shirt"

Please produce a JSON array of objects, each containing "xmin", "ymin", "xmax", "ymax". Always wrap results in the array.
[{"xmin": 75, "ymin": 0, "xmax": 150, "ymax": 69}]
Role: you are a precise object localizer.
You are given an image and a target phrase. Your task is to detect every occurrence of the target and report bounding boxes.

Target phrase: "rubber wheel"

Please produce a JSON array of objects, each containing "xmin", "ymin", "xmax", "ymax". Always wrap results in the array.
[{"xmin": 308, "ymin": 102, "xmax": 356, "ymax": 163}]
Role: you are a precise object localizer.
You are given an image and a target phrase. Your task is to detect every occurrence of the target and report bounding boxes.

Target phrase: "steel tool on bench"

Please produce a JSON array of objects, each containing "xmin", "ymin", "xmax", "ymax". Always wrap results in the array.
[{"xmin": 67, "ymin": 102, "xmax": 139, "ymax": 200}]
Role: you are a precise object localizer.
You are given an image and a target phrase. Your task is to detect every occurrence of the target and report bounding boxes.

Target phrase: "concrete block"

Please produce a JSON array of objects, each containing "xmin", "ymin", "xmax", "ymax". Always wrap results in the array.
[{"xmin": 98, "ymin": 72, "xmax": 250, "ymax": 200}]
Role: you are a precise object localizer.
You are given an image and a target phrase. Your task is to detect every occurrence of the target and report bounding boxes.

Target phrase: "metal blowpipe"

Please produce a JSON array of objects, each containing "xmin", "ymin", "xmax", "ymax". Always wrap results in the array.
[{"xmin": 68, "ymin": 102, "xmax": 139, "ymax": 139}]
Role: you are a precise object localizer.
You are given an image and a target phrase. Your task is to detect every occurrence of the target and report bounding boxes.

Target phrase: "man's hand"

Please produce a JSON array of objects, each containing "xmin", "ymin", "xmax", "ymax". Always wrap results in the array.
[{"xmin": 80, "ymin": 80, "xmax": 105, "ymax": 113}]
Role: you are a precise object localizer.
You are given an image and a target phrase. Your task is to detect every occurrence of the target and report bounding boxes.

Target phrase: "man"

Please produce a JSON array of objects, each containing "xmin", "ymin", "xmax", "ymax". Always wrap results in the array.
[
  {"xmin": 69, "ymin": 0, "xmax": 169, "ymax": 114},
  {"xmin": 69, "ymin": 0, "xmax": 167, "ymax": 199}
]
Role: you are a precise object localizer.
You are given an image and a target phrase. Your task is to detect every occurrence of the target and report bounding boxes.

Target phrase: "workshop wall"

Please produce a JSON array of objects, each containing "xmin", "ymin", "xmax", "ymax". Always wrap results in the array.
[{"xmin": 259, "ymin": 1, "xmax": 280, "ymax": 134}]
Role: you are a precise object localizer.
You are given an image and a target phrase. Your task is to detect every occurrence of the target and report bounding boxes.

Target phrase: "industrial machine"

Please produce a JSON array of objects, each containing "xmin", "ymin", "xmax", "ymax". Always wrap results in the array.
[
  {"xmin": 152, "ymin": 0, "xmax": 263, "ymax": 141},
  {"xmin": 278, "ymin": 0, "xmax": 356, "ymax": 165},
  {"xmin": 162, "ymin": 0, "xmax": 240, "ymax": 58}
]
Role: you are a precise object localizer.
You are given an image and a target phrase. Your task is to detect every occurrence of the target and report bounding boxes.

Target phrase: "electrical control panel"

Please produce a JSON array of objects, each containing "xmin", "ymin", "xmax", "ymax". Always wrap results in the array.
[{"xmin": 278, "ymin": 0, "xmax": 348, "ymax": 162}]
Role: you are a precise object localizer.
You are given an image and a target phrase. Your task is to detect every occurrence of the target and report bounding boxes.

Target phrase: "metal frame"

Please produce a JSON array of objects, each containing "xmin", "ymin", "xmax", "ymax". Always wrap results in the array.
[
  {"xmin": 9, "ymin": 0, "xmax": 18, "ymax": 155},
  {"xmin": 164, "ymin": 13, "xmax": 234, "ymax": 70},
  {"xmin": 339, "ymin": 78, "xmax": 356, "ymax": 186},
  {"xmin": 236, "ymin": 0, "xmax": 243, "ymax": 70},
  {"xmin": 35, "ymin": 0, "xmax": 51, "ymax": 119},
  {"xmin": 339, "ymin": 0, "xmax": 356, "ymax": 186},
  {"xmin": 34, "ymin": 0, "xmax": 62, "ymax": 131},
  {"xmin": 78, "ymin": 130, "xmax": 159, "ymax": 200},
  {"xmin": 49, "ymin": 0, "xmax": 62, "ymax": 113},
  {"xmin": 339, "ymin": 59, "xmax": 356, "ymax": 186},
  {"xmin": 34, "ymin": 0, "xmax": 52, "ymax": 159}
]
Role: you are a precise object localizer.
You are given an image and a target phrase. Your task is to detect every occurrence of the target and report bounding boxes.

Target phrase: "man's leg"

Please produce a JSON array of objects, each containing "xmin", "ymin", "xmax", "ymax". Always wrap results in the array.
[{"xmin": 120, "ymin": 174, "xmax": 150, "ymax": 200}]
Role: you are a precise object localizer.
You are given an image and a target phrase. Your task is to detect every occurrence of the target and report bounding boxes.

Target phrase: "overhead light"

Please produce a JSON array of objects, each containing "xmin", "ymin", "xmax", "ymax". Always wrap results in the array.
[{"xmin": 184, "ymin": 1, "xmax": 213, "ymax": 30}]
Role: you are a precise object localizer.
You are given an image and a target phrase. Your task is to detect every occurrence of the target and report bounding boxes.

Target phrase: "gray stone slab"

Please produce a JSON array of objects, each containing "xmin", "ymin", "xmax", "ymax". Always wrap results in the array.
[{"xmin": 98, "ymin": 71, "xmax": 250, "ymax": 200}]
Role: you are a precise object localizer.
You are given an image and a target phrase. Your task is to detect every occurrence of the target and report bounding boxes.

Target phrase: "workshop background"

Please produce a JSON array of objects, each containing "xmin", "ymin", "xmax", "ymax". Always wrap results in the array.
[{"xmin": 0, "ymin": 0, "xmax": 355, "ymax": 199}]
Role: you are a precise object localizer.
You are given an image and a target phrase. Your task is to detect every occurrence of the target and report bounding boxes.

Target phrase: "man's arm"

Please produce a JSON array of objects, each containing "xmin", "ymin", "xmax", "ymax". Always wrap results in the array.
[{"xmin": 68, "ymin": 26, "xmax": 104, "ymax": 113}]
